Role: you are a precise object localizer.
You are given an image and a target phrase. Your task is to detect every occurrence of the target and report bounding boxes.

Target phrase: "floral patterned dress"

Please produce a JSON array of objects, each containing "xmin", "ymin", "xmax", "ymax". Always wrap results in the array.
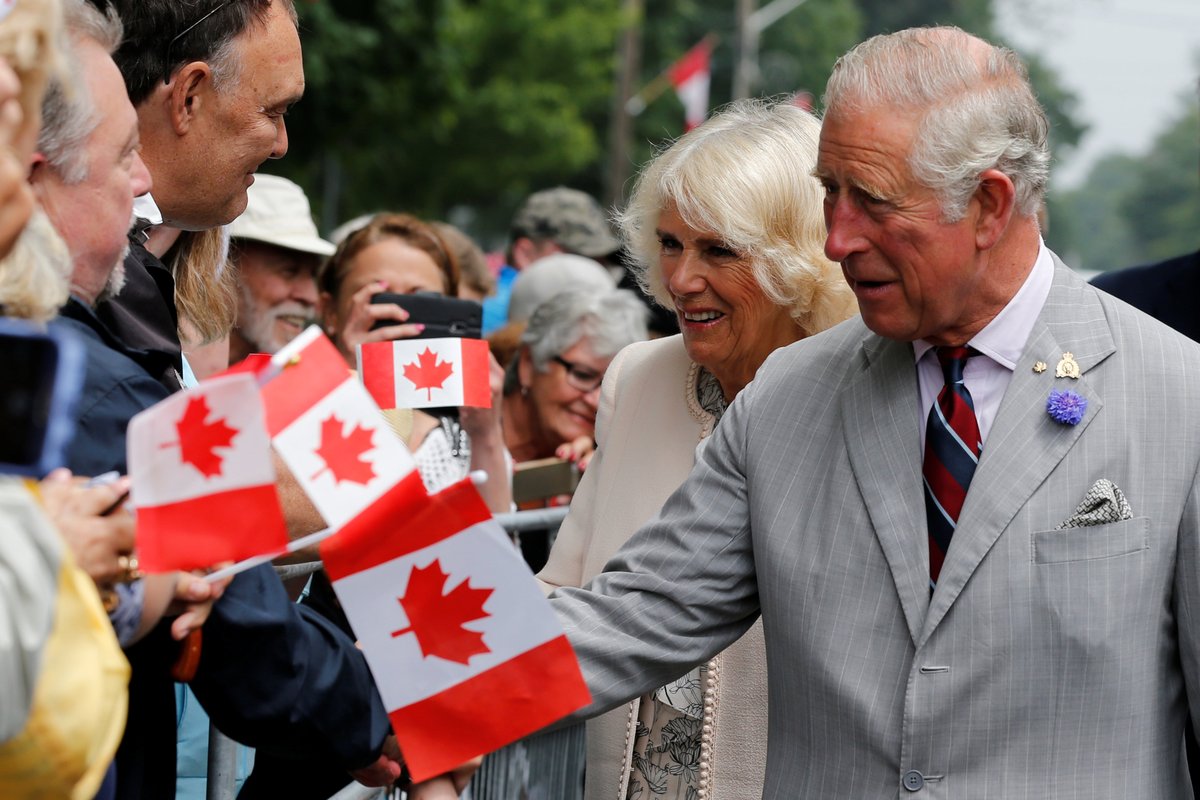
[{"xmin": 626, "ymin": 369, "xmax": 726, "ymax": 800}]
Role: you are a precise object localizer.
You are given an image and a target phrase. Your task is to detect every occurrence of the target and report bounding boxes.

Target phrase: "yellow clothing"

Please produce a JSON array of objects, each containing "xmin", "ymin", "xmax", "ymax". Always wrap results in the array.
[{"xmin": 0, "ymin": 480, "xmax": 129, "ymax": 800}]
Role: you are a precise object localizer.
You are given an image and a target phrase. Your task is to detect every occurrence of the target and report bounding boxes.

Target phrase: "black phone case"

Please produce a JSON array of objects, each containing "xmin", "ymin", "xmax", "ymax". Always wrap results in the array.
[{"xmin": 369, "ymin": 292, "xmax": 483, "ymax": 339}]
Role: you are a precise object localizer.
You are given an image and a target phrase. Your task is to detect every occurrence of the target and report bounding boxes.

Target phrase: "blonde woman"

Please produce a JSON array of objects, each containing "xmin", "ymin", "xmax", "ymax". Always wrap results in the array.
[{"xmin": 537, "ymin": 99, "xmax": 856, "ymax": 800}]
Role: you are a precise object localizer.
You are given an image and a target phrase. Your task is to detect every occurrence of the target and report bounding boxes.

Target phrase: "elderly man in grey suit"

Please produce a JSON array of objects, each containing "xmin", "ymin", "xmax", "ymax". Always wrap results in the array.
[{"xmin": 550, "ymin": 25, "xmax": 1200, "ymax": 799}]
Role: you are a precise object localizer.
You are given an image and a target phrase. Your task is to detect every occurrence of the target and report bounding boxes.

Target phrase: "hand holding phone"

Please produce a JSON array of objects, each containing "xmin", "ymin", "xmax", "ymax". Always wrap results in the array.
[
  {"xmin": 328, "ymin": 280, "xmax": 426, "ymax": 362},
  {"xmin": 368, "ymin": 291, "xmax": 482, "ymax": 339}
]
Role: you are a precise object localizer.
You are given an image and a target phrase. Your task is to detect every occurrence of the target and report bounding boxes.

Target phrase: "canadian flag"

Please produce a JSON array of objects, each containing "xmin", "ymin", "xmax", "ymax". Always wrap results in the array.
[
  {"xmin": 127, "ymin": 373, "xmax": 288, "ymax": 572},
  {"xmin": 262, "ymin": 326, "xmax": 417, "ymax": 529},
  {"xmin": 320, "ymin": 478, "xmax": 591, "ymax": 782},
  {"xmin": 358, "ymin": 337, "xmax": 491, "ymax": 410},
  {"xmin": 670, "ymin": 38, "xmax": 713, "ymax": 131},
  {"xmin": 217, "ymin": 352, "xmax": 272, "ymax": 379}
]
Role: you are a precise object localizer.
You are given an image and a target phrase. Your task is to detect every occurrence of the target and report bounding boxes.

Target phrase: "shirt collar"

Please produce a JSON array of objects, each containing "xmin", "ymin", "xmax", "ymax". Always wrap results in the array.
[{"xmin": 913, "ymin": 239, "xmax": 1054, "ymax": 369}]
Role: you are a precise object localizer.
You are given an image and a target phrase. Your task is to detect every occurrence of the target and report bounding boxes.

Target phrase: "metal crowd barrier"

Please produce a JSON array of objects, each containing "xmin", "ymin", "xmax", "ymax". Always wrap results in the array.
[{"xmin": 204, "ymin": 506, "xmax": 573, "ymax": 800}]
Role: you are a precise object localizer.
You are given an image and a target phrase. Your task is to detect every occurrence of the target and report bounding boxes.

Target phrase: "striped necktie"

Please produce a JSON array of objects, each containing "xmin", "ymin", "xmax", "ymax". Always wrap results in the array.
[{"xmin": 923, "ymin": 346, "xmax": 981, "ymax": 589}]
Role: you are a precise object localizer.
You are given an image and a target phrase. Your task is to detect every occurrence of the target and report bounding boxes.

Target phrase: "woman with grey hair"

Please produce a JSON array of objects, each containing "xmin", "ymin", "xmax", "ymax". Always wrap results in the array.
[
  {"xmin": 501, "ymin": 287, "xmax": 647, "ymax": 464},
  {"xmin": 537, "ymin": 98, "xmax": 857, "ymax": 800}
]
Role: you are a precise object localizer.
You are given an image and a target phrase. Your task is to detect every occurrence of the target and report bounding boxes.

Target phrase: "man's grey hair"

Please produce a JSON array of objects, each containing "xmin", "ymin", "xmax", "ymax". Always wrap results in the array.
[
  {"xmin": 823, "ymin": 26, "xmax": 1051, "ymax": 221},
  {"xmin": 503, "ymin": 288, "xmax": 648, "ymax": 394},
  {"xmin": 36, "ymin": 0, "xmax": 123, "ymax": 184}
]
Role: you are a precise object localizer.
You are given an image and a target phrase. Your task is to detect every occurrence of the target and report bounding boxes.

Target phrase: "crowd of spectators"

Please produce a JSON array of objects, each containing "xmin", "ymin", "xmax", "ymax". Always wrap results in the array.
[{"xmin": 5, "ymin": 2, "xmax": 1200, "ymax": 800}]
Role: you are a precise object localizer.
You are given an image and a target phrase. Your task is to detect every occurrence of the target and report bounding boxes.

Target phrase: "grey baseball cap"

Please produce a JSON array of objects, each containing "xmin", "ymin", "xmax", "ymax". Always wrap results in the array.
[
  {"xmin": 511, "ymin": 187, "xmax": 621, "ymax": 259},
  {"xmin": 230, "ymin": 174, "xmax": 335, "ymax": 257}
]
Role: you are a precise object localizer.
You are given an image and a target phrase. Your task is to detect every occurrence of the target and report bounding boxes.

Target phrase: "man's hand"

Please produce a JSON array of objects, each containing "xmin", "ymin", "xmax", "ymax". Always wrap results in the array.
[
  {"xmin": 166, "ymin": 571, "xmax": 231, "ymax": 640},
  {"xmin": 409, "ymin": 757, "xmax": 482, "ymax": 798},
  {"xmin": 348, "ymin": 734, "xmax": 404, "ymax": 787},
  {"xmin": 38, "ymin": 469, "xmax": 135, "ymax": 587}
]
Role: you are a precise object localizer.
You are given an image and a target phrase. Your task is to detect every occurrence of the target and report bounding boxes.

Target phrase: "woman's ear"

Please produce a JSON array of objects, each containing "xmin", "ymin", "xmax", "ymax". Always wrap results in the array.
[{"xmin": 517, "ymin": 346, "xmax": 535, "ymax": 394}]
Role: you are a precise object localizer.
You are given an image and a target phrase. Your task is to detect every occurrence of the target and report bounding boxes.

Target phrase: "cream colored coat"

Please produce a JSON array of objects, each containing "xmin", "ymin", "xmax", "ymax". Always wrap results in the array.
[{"xmin": 538, "ymin": 335, "xmax": 768, "ymax": 800}]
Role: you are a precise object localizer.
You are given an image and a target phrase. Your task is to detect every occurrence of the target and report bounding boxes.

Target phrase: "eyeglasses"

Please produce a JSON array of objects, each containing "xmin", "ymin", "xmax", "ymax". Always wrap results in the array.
[
  {"xmin": 163, "ymin": 0, "xmax": 235, "ymax": 84},
  {"xmin": 552, "ymin": 355, "xmax": 604, "ymax": 393}
]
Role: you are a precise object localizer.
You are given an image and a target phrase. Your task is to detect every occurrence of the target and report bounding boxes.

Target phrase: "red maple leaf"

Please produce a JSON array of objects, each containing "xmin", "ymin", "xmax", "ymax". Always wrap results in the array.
[
  {"xmin": 403, "ymin": 347, "xmax": 455, "ymax": 402},
  {"xmin": 311, "ymin": 414, "xmax": 376, "ymax": 485},
  {"xmin": 165, "ymin": 395, "xmax": 239, "ymax": 478},
  {"xmin": 391, "ymin": 559, "xmax": 493, "ymax": 665}
]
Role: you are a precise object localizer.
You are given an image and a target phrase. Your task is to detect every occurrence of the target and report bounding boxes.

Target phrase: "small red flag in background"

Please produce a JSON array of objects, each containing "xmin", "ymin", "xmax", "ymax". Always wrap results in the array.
[
  {"xmin": 320, "ymin": 478, "xmax": 591, "ymax": 783},
  {"xmin": 359, "ymin": 337, "xmax": 491, "ymax": 410},
  {"xmin": 127, "ymin": 373, "xmax": 288, "ymax": 572},
  {"xmin": 670, "ymin": 38, "xmax": 713, "ymax": 131}
]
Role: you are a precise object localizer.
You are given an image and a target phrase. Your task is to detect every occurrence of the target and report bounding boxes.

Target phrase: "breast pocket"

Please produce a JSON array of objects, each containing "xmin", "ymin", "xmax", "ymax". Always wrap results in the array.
[{"xmin": 1032, "ymin": 517, "xmax": 1149, "ymax": 565}]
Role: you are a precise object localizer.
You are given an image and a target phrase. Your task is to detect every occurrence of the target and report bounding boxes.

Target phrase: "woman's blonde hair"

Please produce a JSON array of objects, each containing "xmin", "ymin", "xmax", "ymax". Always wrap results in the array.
[
  {"xmin": 169, "ymin": 227, "xmax": 239, "ymax": 346},
  {"xmin": 617, "ymin": 98, "xmax": 856, "ymax": 337},
  {"xmin": 0, "ymin": 208, "xmax": 72, "ymax": 323}
]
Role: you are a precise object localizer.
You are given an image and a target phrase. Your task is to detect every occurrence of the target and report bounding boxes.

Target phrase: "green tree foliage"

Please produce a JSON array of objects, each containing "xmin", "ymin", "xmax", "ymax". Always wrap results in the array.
[
  {"xmin": 627, "ymin": 0, "xmax": 862, "ymax": 172},
  {"xmin": 275, "ymin": 0, "xmax": 1088, "ymax": 243},
  {"xmin": 278, "ymin": 0, "xmax": 622, "ymax": 230},
  {"xmin": 856, "ymin": 0, "xmax": 994, "ymax": 38},
  {"xmin": 1049, "ymin": 92, "xmax": 1199, "ymax": 272},
  {"xmin": 1046, "ymin": 153, "xmax": 1142, "ymax": 272},
  {"xmin": 1118, "ymin": 99, "xmax": 1200, "ymax": 262}
]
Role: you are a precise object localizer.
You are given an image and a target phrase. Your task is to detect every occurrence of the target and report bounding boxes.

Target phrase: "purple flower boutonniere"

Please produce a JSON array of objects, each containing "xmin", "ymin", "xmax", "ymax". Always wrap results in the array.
[{"xmin": 1047, "ymin": 388, "xmax": 1087, "ymax": 425}]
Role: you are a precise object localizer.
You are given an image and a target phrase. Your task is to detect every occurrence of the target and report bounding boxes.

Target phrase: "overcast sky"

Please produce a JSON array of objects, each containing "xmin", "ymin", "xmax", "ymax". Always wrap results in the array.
[{"xmin": 996, "ymin": 0, "xmax": 1200, "ymax": 189}]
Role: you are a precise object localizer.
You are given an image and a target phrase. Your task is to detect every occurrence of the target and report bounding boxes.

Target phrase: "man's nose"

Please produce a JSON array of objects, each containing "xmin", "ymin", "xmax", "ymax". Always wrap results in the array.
[
  {"xmin": 823, "ymin": 196, "xmax": 864, "ymax": 264},
  {"xmin": 130, "ymin": 152, "xmax": 153, "ymax": 198}
]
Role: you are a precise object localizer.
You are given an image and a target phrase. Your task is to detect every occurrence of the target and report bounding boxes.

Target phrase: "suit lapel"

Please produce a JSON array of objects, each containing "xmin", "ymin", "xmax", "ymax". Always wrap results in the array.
[
  {"xmin": 841, "ymin": 332, "xmax": 928, "ymax": 644},
  {"xmin": 920, "ymin": 261, "xmax": 1116, "ymax": 643}
]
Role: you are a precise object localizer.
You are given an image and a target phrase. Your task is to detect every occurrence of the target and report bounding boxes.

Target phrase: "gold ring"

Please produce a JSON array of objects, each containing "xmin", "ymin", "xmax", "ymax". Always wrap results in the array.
[{"xmin": 116, "ymin": 553, "xmax": 142, "ymax": 583}]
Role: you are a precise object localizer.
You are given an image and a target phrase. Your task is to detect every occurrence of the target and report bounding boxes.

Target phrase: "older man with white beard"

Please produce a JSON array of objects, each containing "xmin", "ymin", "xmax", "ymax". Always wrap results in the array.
[{"xmin": 227, "ymin": 173, "xmax": 332, "ymax": 365}]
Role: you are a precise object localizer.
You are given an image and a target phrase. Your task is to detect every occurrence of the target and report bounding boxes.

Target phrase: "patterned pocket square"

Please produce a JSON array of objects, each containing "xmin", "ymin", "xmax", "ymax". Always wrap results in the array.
[{"xmin": 1055, "ymin": 479, "xmax": 1133, "ymax": 529}]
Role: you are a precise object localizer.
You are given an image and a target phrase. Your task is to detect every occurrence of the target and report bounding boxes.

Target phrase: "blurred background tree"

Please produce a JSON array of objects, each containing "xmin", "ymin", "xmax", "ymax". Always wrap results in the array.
[
  {"xmin": 270, "ymin": 0, "xmax": 1196, "ymax": 269},
  {"xmin": 1050, "ymin": 88, "xmax": 1199, "ymax": 271}
]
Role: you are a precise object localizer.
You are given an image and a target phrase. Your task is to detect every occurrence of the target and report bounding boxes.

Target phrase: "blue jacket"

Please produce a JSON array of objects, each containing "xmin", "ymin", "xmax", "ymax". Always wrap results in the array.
[{"xmin": 55, "ymin": 258, "xmax": 392, "ymax": 800}]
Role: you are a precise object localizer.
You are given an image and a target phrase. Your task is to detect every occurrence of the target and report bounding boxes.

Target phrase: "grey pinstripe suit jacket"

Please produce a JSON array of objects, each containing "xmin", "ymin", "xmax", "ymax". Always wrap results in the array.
[{"xmin": 552, "ymin": 259, "xmax": 1200, "ymax": 799}]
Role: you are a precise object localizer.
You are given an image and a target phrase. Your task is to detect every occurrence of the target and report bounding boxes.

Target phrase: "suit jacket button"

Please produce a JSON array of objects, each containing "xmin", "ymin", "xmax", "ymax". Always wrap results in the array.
[{"xmin": 903, "ymin": 770, "xmax": 925, "ymax": 792}]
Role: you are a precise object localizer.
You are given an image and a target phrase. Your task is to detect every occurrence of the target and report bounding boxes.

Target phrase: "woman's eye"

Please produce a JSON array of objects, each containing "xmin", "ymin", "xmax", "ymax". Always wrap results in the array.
[{"xmin": 658, "ymin": 236, "xmax": 681, "ymax": 252}]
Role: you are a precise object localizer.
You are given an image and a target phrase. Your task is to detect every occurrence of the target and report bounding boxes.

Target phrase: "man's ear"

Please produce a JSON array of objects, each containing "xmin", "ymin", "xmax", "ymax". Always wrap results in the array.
[
  {"xmin": 165, "ymin": 61, "xmax": 215, "ymax": 135},
  {"xmin": 510, "ymin": 237, "xmax": 538, "ymax": 270},
  {"xmin": 27, "ymin": 152, "xmax": 50, "ymax": 200},
  {"xmin": 972, "ymin": 168, "xmax": 1017, "ymax": 251}
]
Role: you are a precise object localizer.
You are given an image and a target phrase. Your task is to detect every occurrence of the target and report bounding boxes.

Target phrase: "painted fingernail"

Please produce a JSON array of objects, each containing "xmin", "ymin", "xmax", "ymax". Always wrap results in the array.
[{"xmin": 414, "ymin": 323, "xmax": 425, "ymax": 332}]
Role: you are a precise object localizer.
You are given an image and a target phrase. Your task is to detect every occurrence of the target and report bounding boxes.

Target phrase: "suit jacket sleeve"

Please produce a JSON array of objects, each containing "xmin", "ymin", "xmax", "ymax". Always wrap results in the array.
[
  {"xmin": 187, "ymin": 564, "xmax": 392, "ymax": 770},
  {"xmin": 551, "ymin": 371, "xmax": 761, "ymax": 718}
]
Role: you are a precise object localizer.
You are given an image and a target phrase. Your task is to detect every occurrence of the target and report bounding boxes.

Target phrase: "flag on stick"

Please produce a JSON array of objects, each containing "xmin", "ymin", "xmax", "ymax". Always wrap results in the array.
[
  {"xmin": 320, "ymin": 478, "xmax": 591, "ymax": 782},
  {"xmin": 670, "ymin": 38, "xmax": 713, "ymax": 131},
  {"xmin": 262, "ymin": 326, "xmax": 417, "ymax": 530},
  {"xmin": 128, "ymin": 373, "xmax": 288, "ymax": 572},
  {"xmin": 359, "ymin": 337, "xmax": 491, "ymax": 410}
]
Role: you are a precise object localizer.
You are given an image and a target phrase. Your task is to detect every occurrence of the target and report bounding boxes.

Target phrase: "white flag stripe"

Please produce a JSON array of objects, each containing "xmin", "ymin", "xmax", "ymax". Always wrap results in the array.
[
  {"xmin": 129, "ymin": 374, "xmax": 275, "ymax": 507},
  {"xmin": 389, "ymin": 338, "xmax": 467, "ymax": 408},
  {"xmin": 336, "ymin": 520, "xmax": 563, "ymax": 710},
  {"xmin": 272, "ymin": 378, "xmax": 415, "ymax": 529}
]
